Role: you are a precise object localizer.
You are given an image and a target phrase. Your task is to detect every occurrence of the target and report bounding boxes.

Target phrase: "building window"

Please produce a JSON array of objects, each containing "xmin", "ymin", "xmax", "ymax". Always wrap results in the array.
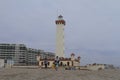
[
  {"xmin": 72, "ymin": 61, "xmax": 74, "ymax": 66},
  {"xmin": 60, "ymin": 62, "xmax": 63, "ymax": 66},
  {"xmin": 67, "ymin": 62, "xmax": 69, "ymax": 66},
  {"xmin": 41, "ymin": 62, "xmax": 43, "ymax": 66},
  {"xmin": 48, "ymin": 62, "xmax": 50, "ymax": 66}
]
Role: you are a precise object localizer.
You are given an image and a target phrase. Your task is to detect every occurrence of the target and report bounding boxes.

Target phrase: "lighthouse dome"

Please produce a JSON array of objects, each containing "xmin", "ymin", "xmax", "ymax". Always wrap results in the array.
[{"xmin": 55, "ymin": 15, "xmax": 66, "ymax": 25}]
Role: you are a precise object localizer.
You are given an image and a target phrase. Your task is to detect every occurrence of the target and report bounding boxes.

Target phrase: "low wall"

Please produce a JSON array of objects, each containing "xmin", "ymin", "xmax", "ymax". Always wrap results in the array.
[
  {"xmin": 0, "ymin": 59, "xmax": 4, "ymax": 68},
  {"xmin": 87, "ymin": 64, "xmax": 105, "ymax": 70},
  {"xmin": 12, "ymin": 66, "xmax": 39, "ymax": 69}
]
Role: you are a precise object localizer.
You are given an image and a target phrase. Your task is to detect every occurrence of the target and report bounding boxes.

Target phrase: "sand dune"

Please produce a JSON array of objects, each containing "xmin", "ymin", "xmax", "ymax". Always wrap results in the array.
[{"xmin": 0, "ymin": 68, "xmax": 120, "ymax": 80}]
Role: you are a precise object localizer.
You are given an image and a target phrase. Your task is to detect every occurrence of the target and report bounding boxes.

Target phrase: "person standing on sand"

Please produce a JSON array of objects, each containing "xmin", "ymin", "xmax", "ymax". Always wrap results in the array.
[
  {"xmin": 54, "ymin": 56, "xmax": 59, "ymax": 71},
  {"xmin": 44, "ymin": 58, "xmax": 48, "ymax": 69}
]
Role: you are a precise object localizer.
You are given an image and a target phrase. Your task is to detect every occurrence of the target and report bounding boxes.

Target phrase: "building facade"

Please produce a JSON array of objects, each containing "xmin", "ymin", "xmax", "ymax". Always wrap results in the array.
[
  {"xmin": 27, "ymin": 48, "xmax": 41, "ymax": 65},
  {"xmin": 0, "ymin": 44, "xmax": 27, "ymax": 65},
  {"xmin": 0, "ymin": 43, "xmax": 55, "ymax": 66},
  {"xmin": 27, "ymin": 48, "xmax": 55, "ymax": 65},
  {"xmin": 37, "ymin": 53, "xmax": 80, "ymax": 68}
]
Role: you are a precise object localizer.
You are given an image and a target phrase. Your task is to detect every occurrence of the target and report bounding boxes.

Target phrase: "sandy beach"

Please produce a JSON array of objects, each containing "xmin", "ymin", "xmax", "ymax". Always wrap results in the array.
[{"xmin": 0, "ymin": 68, "xmax": 120, "ymax": 80}]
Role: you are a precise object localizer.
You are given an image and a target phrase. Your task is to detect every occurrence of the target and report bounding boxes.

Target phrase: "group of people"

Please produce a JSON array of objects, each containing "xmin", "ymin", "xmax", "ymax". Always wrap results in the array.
[{"xmin": 44, "ymin": 56, "xmax": 59, "ymax": 71}]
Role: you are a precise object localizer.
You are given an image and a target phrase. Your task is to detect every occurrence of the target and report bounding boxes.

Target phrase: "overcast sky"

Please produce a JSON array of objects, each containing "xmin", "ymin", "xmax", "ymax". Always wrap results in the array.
[{"xmin": 0, "ymin": 0, "xmax": 120, "ymax": 66}]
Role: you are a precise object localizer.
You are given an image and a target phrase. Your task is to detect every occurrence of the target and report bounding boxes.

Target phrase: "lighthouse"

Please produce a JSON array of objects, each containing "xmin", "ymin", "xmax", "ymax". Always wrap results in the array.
[
  {"xmin": 38, "ymin": 16, "xmax": 80, "ymax": 68},
  {"xmin": 55, "ymin": 15, "xmax": 66, "ymax": 58}
]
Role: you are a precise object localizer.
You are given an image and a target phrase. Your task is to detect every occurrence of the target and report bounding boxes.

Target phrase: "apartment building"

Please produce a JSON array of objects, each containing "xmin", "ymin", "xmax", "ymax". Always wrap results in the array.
[
  {"xmin": 27, "ymin": 48, "xmax": 55, "ymax": 65},
  {"xmin": 0, "ymin": 44, "xmax": 27, "ymax": 65},
  {"xmin": 0, "ymin": 43, "xmax": 55, "ymax": 66},
  {"xmin": 27, "ymin": 48, "xmax": 42, "ymax": 65}
]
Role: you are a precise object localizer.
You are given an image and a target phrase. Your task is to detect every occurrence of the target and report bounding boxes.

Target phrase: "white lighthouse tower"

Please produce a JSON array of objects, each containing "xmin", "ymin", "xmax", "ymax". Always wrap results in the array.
[{"xmin": 55, "ymin": 15, "xmax": 66, "ymax": 58}]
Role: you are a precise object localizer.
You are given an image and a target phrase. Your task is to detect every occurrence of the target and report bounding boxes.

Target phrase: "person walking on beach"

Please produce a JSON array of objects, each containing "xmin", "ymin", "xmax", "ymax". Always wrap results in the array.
[
  {"xmin": 54, "ymin": 56, "xmax": 59, "ymax": 71},
  {"xmin": 44, "ymin": 58, "xmax": 48, "ymax": 69}
]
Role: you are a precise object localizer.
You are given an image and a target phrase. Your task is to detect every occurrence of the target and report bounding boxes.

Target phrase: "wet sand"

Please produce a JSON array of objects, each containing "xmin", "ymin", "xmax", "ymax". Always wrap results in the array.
[{"xmin": 0, "ymin": 68, "xmax": 120, "ymax": 80}]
